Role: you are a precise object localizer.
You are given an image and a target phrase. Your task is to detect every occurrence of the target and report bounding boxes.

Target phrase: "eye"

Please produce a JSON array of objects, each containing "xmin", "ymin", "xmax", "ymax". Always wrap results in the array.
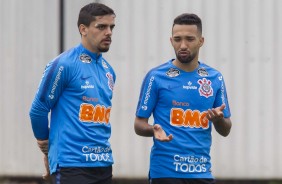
[
  {"xmin": 96, "ymin": 25, "xmax": 106, "ymax": 30},
  {"xmin": 186, "ymin": 37, "xmax": 195, "ymax": 42},
  {"xmin": 110, "ymin": 25, "xmax": 115, "ymax": 31},
  {"xmin": 173, "ymin": 38, "xmax": 181, "ymax": 42}
]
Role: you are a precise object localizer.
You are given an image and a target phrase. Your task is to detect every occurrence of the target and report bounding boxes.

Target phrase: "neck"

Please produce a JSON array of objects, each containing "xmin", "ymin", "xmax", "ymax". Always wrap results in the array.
[
  {"xmin": 173, "ymin": 59, "xmax": 199, "ymax": 72},
  {"xmin": 81, "ymin": 40, "xmax": 100, "ymax": 55}
]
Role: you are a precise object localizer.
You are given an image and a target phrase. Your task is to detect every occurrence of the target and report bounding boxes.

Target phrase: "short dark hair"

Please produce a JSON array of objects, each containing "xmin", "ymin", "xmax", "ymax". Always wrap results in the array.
[
  {"xmin": 77, "ymin": 3, "xmax": 115, "ymax": 28},
  {"xmin": 173, "ymin": 13, "xmax": 202, "ymax": 35}
]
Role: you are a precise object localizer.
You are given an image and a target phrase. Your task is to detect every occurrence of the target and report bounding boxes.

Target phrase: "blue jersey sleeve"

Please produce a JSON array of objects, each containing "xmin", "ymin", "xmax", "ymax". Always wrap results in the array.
[
  {"xmin": 213, "ymin": 74, "xmax": 231, "ymax": 118},
  {"xmin": 136, "ymin": 71, "xmax": 158, "ymax": 118},
  {"xmin": 29, "ymin": 57, "xmax": 68, "ymax": 139}
]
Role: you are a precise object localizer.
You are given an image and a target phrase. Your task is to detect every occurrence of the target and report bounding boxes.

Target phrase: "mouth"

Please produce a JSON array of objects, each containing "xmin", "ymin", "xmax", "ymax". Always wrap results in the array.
[
  {"xmin": 102, "ymin": 38, "xmax": 112, "ymax": 45},
  {"xmin": 178, "ymin": 51, "xmax": 189, "ymax": 58}
]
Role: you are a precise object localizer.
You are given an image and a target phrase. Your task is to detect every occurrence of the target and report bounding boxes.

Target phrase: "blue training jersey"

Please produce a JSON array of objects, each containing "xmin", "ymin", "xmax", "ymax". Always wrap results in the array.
[
  {"xmin": 29, "ymin": 43, "xmax": 116, "ymax": 174},
  {"xmin": 136, "ymin": 59, "xmax": 231, "ymax": 179}
]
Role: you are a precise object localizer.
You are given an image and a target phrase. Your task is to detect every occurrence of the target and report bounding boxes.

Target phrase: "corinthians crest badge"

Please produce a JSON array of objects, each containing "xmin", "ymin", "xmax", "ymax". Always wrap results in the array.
[{"xmin": 198, "ymin": 78, "xmax": 213, "ymax": 98}]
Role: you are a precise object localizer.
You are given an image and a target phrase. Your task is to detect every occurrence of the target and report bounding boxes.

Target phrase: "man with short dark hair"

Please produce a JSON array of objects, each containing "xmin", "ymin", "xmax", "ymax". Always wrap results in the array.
[
  {"xmin": 30, "ymin": 3, "xmax": 116, "ymax": 184},
  {"xmin": 134, "ymin": 13, "xmax": 232, "ymax": 184}
]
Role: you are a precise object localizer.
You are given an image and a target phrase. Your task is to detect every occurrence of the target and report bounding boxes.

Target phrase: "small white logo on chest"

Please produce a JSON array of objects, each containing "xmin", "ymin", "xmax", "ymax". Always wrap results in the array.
[{"xmin": 81, "ymin": 80, "xmax": 94, "ymax": 89}]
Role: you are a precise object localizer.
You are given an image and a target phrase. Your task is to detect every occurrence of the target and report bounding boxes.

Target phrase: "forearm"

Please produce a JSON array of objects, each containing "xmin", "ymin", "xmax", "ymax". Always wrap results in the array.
[
  {"xmin": 134, "ymin": 117, "xmax": 154, "ymax": 137},
  {"xmin": 37, "ymin": 139, "xmax": 49, "ymax": 155},
  {"xmin": 212, "ymin": 117, "xmax": 232, "ymax": 137}
]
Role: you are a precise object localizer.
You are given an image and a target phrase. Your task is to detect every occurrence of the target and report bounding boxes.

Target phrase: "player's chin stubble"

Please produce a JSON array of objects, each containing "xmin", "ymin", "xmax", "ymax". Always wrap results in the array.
[{"xmin": 177, "ymin": 54, "xmax": 194, "ymax": 64}]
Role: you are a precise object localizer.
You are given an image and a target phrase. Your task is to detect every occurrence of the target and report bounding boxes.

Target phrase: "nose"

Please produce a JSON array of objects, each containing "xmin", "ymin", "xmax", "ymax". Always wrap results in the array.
[
  {"xmin": 105, "ymin": 27, "xmax": 112, "ymax": 36},
  {"xmin": 180, "ymin": 40, "xmax": 188, "ymax": 49}
]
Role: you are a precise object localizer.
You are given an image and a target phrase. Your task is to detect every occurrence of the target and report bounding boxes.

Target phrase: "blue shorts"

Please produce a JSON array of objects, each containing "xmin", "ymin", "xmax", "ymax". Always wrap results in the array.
[{"xmin": 51, "ymin": 166, "xmax": 112, "ymax": 184}]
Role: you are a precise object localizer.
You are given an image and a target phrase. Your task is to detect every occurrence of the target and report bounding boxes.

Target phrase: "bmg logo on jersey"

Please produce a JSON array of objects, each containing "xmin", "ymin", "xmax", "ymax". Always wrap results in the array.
[
  {"xmin": 79, "ymin": 103, "xmax": 111, "ymax": 124},
  {"xmin": 170, "ymin": 108, "xmax": 209, "ymax": 129}
]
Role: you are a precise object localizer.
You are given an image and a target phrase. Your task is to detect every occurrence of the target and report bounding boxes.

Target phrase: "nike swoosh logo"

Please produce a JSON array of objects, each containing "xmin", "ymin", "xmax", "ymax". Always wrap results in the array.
[
  {"xmin": 81, "ymin": 76, "xmax": 92, "ymax": 80},
  {"xmin": 168, "ymin": 84, "xmax": 182, "ymax": 89}
]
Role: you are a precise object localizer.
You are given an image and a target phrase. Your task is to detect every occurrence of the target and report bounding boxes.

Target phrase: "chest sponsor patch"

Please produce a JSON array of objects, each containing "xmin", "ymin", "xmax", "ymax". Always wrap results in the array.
[
  {"xmin": 197, "ymin": 68, "xmax": 208, "ymax": 77},
  {"xmin": 79, "ymin": 103, "xmax": 111, "ymax": 123},
  {"xmin": 198, "ymin": 78, "xmax": 213, "ymax": 98},
  {"xmin": 170, "ymin": 108, "xmax": 209, "ymax": 129},
  {"xmin": 173, "ymin": 154, "xmax": 208, "ymax": 173},
  {"xmin": 81, "ymin": 80, "xmax": 94, "ymax": 89},
  {"xmin": 166, "ymin": 68, "xmax": 180, "ymax": 77},
  {"xmin": 79, "ymin": 54, "xmax": 92, "ymax": 63}
]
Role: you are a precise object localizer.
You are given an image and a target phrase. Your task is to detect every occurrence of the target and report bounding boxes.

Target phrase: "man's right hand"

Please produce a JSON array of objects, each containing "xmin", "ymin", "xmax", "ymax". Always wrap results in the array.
[{"xmin": 153, "ymin": 124, "xmax": 173, "ymax": 142}]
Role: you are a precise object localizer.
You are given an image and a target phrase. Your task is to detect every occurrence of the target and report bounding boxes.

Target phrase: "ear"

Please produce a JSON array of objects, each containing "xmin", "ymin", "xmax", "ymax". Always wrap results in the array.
[
  {"xmin": 199, "ymin": 36, "xmax": 204, "ymax": 47},
  {"xmin": 170, "ymin": 37, "xmax": 173, "ymax": 46},
  {"xmin": 79, "ymin": 24, "xmax": 88, "ymax": 36}
]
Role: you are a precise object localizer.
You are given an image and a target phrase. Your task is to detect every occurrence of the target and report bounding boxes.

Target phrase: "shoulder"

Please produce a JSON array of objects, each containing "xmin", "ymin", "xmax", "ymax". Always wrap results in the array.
[
  {"xmin": 60, "ymin": 45, "xmax": 81, "ymax": 65},
  {"xmin": 46, "ymin": 46, "xmax": 79, "ymax": 69},
  {"xmin": 146, "ymin": 61, "xmax": 172, "ymax": 77},
  {"xmin": 101, "ymin": 58, "xmax": 115, "ymax": 72},
  {"xmin": 101, "ymin": 57, "xmax": 116, "ymax": 81},
  {"xmin": 198, "ymin": 62, "xmax": 227, "ymax": 89},
  {"xmin": 198, "ymin": 62, "xmax": 223, "ymax": 77}
]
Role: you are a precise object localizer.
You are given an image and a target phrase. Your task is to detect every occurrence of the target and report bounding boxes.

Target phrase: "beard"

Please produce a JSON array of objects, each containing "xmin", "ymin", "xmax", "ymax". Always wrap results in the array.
[
  {"xmin": 176, "ymin": 51, "xmax": 196, "ymax": 64},
  {"xmin": 97, "ymin": 38, "xmax": 111, "ymax": 53},
  {"xmin": 98, "ymin": 46, "xmax": 110, "ymax": 53}
]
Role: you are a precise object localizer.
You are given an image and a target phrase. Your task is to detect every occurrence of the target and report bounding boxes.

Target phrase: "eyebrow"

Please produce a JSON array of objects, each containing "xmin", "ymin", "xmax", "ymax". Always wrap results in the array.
[
  {"xmin": 173, "ymin": 35, "xmax": 195, "ymax": 38},
  {"xmin": 94, "ymin": 23, "xmax": 115, "ymax": 27}
]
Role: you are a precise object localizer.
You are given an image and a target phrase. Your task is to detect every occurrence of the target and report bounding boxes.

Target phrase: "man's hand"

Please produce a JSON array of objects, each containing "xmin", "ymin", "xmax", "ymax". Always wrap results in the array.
[
  {"xmin": 206, "ymin": 104, "xmax": 225, "ymax": 123},
  {"xmin": 37, "ymin": 139, "xmax": 50, "ymax": 180},
  {"xmin": 207, "ymin": 104, "xmax": 232, "ymax": 137},
  {"xmin": 42, "ymin": 154, "xmax": 50, "ymax": 180},
  {"xmin": 153, "ymin": 124, "xmax": 173, "ymax": 142}
]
